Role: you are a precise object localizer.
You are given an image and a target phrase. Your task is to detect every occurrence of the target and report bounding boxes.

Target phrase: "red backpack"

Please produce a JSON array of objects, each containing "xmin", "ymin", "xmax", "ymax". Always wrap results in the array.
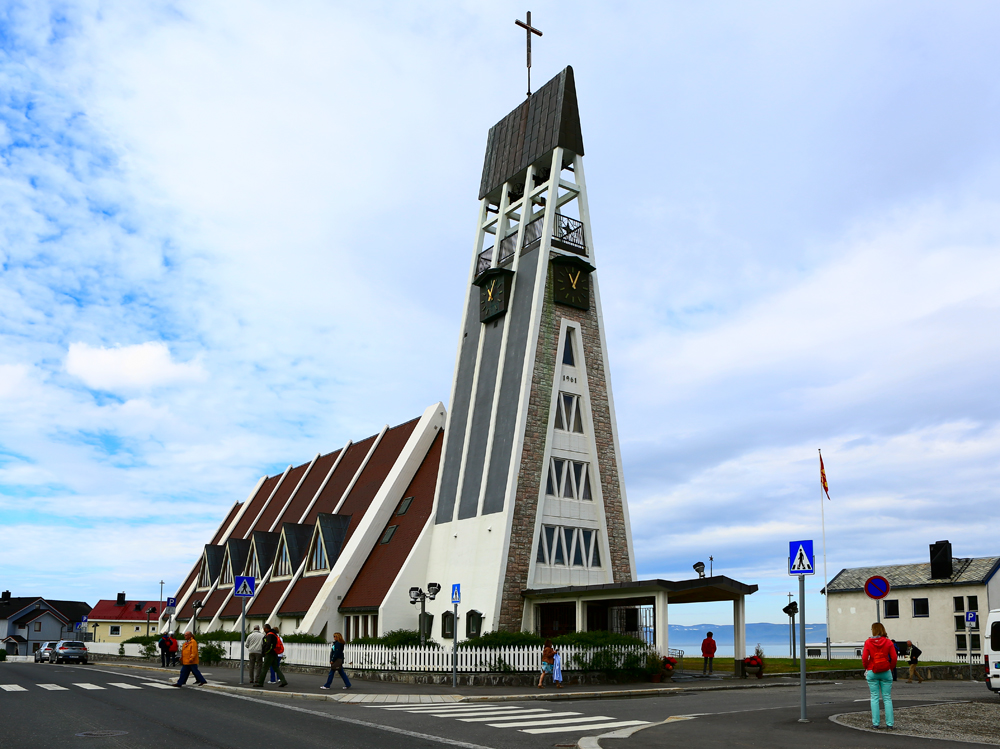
[
  {"xmin": 869, "ymin": 638, "xmax": 891, "ymax": 673},
  {"xmin": 273, "ymin": 634, "xmax": 284, "ymax": 655}
]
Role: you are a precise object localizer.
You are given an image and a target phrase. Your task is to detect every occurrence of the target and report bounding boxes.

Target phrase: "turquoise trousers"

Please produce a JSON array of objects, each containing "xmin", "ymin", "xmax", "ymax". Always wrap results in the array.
[{"xmin": 865, "ymin": 669, "xmax": 893, "ymax": 727}]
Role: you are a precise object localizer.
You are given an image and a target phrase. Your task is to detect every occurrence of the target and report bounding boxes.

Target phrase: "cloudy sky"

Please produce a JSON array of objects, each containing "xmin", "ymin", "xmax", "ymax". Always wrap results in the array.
[{"xmin": 2, "ymin": 1, "xmax": 998, "ymax": 628}]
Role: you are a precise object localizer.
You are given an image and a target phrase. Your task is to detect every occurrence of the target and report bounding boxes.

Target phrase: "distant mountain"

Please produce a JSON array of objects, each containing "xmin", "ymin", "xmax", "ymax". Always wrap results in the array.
[{"xmin": 669, "ymin": 622, "xmax": 827, "ymax": 645}]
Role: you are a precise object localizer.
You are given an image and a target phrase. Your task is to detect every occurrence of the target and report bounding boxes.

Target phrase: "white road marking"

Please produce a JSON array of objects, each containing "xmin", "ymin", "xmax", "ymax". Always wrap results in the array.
[
  {"xmin": 486, "ymin": 715, "xmax": 615, "ymax": 728},
  {"xmin": 457, "ymin": 709, "xmax": 554, "ymax": 722},
  {"xmin": 36, "ymin": 684, "xmax": 69, "ymax": 691},
  {"xmin": 425, "ymin": 708, "xmax": 543, "ymax": 717},
  {"xmin": 142, "ymin": 682, "xmax": 177, "ymax": 689},
  {"xmin": 73, "ymin": 683, "xmax": 105, "ymax": 690},
  {"xmin": 0, "ymin": 685, "xmax": 28, "ymax": 692},
  {"xmin": 524, "ymin": 720, "xmax": 650, "ymax": 735},
  {"xmin": 381, "ymin": 704, "xmax": 509, "ymax": 712},
  {"xmin": 108, "ymin": 682, "xmax": 142, "ymax": 690}
]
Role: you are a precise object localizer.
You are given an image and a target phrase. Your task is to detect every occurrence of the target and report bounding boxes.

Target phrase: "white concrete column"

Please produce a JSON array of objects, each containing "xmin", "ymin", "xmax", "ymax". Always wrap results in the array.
[
  {"xmin": 733, "ymin": 597, "xmax": 746, "ymax": 675},
  {"xmin": 655, "ymin": 590, "xmax": 669, "ymax": 655},
  {"xmin": 575, "ymin": 598, "xmax": 585, "ymax": 634}
]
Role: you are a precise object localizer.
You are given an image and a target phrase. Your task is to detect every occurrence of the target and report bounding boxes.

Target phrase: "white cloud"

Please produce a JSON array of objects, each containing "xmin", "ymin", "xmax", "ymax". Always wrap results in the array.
[{"xmin": 65, "ymin": 342, "xmax": 205, "ymax": 392}]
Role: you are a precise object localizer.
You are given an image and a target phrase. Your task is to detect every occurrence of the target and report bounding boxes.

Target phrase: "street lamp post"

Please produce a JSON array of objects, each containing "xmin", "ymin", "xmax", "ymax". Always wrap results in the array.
[
  {"xmin": 159, "ymin": 580, "xmax": 164, "ymax": 634},
  {"xmin": 409, "ymin": 583, "xmax": 441, "ymax": 647},
  {"xmin": 145, "ymin": 607, "xmax": 157, "ymax": 638}
]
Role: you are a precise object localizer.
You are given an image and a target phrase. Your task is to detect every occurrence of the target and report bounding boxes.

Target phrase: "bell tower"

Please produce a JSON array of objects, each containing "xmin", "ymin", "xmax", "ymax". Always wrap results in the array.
[{"xmin": 416, "ymin": 67, "xmax": 636, "ymax": 633}]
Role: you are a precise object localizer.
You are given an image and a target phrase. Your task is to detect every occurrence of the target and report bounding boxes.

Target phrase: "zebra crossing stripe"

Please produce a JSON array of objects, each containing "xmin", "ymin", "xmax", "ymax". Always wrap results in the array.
[
  {"xmin": 523, "ymin": 720, "xmax": 650, "ymax": 735},
  {"xmin": 381, "ymin": 704, "xmax": 511, "ymax": 712},
  {"xmin": 36, "ymin": 684, "xmax": 69, "ymax": 691},
  {"xmin": 73, "ymin": 683, "xmax": 105, "ymax": 690},
  {"xmin": 0, "ymin": 685, "xmax": 28, "ymax": 692},
  {"xmin": 425, "ymin": 708, "xmax": 541, "ymax": 717},
  {"xmin": 108, "ymin": 682, "xmax": 142, "ymax": 690},
  {"xmin": 142, "ymin": 682, "xmax": 176, "ymax": 689},
  {"xmin": 457, "ymin": 709, "xmax": 555, "ymax": 722},
  {"xmin": 487, "ymin": 715, "xmax": 615, "ymax": 728}
]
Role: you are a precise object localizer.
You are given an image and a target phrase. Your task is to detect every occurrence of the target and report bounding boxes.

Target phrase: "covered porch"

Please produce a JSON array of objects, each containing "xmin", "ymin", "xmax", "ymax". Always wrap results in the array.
[{"xmin": 522, "ymin": 576, "xmax": 758, "ymax": 673}]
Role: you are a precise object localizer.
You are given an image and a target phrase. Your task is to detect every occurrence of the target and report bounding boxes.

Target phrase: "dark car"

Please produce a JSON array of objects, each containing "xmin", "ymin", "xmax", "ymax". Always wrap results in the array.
[
  {"xmin": 51, "ymin": 640, "xmax": 88, "ymax": 664},
  {"xmin": 34, "ymin": 642, "xmax": 58, "ymax": 662}
]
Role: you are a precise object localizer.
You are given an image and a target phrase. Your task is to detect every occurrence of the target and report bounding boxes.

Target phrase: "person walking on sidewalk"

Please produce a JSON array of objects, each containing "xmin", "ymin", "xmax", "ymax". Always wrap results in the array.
[
  {"xmin": 538, "ymin": 639, "xmax": 556, "ymax": 688},
  {"xmin": 552, "ymin": 648, "xmax": 563, "ymax": 688},
  {"xmin": 863, "ymin": 622, "xmax": 898, "ymax": 729},
  {"xmin": 701, "ymin": 631, "xmax": 717, "ymax": 675},
  {"xmin": 168, "ymin": 633, "xmax": 179, "ymax": 666},
  {"xmin": 158, "ymin": 633, "xmax": 171, "ymax": 668},
  {"xmin": 906, "ymin": 640, "xmax": 924, "ymax": 683},
  {"xmin": 173, "ymin": 631, "xmax": 208, "ymax": 687},
  {"xmin": 245, "ymin": 625, "xmax": 264, "ymax": 685},
  {"xmin": 320, "ymin": 633, "xmax": 351, "ymax": 690},
  {"xmin": 254, "ymin": 624, "xmax": 287, "ymax": 688}
]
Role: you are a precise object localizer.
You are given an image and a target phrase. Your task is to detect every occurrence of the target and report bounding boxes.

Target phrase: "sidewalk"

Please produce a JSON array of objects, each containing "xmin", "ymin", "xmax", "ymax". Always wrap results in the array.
[{"xmin": 88, "ymin": 659, "xmax": 813, "ymax": 704}]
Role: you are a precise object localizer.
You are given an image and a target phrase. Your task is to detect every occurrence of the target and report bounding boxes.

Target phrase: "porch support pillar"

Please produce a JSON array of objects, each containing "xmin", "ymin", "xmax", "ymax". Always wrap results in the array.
[
  {"xmin": 733, "ymin": 596, "xmax": 746, "ymax": 676},
  {"xmin": 654, "ymin": 589, "xmax": 669, "ymax": 655},
  {"xmin": 575, "ymin": 598, "xmax": 585, "ymax": 634}
]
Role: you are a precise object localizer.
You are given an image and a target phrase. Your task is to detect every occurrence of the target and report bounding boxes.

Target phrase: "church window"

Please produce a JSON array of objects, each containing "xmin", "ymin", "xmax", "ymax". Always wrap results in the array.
[
  {"xmin": 381, "ymin": 525, "xmax": 398, "ymax": 544},
  {"xmin": 536, "ymin": 525, "xmax": 602, "ymax": 569},
  {"xmin": 554, "ymin": 393, "xmax": 585, "ymax": 434},
  {"xmin": 307, "ymin": 536, "xmax": 328, "ymax": 572},
  {"xmin": 466, "ymin": 610, "xmax": 483, "ymax": 638},
  {"xmin": 442, "ymin": 611, "xmax": 455, "ymax": 639},
  {"xmin": 198, "ymin": 560, "xmax": 212, "ymax": 588},
  {"xmin": 220, "ymin": 557, "xmax": 234, "ymax": 587},
  {"xmin": 274, "ymin": 541, "xmax": 292, "ymax": 577},
  {"xmin": 562, "ymin": 329, "xmax": 575, "ymax": 366},
  {"xmin": 247, "ymin": 549, "xmax": 261, "ymax": 580},
  {"xmin": 545, "ymin": 458, "xmax": 593, "ymax": 500},
  {"xmin": 397, "ymin": 497, "xmax": 413, "ymax": 515}
]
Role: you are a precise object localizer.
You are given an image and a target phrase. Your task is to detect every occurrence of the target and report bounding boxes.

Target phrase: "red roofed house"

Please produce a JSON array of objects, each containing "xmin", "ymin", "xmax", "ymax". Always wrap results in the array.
[{"xmin": 88, "ymin": 596, "xmax": 165, "ymax": 643}]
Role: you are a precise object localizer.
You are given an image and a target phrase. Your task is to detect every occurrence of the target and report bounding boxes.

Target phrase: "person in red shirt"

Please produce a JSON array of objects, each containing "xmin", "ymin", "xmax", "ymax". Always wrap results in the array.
[
  {"xmin": 862, "ymin": 622, "xmax": 898, "ymax": 729},
  {"xmin": 701, "ymin": 631, "xmax": 717, "ymax": 675}
]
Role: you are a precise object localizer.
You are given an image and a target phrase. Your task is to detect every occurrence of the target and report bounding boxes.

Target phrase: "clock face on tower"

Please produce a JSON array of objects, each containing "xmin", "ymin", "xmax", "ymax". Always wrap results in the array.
[
  {"xmin": 474, "ymin": 268, "xmax": 515, "ymax": 324},
  {"xmin": 552, "ymin": 259, "xmax": 593, "ymax": 310}
]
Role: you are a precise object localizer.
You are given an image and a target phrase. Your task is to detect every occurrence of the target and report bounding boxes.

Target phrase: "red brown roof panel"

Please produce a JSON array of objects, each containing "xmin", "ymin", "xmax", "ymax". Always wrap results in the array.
[
  {"xmin": 194, "ymin": 587, "xmax": 229, "ymax": 620},
  {"xmin": 276, "ymin": 449, "xmax": 341, "ymax": 527},
  {"xmin": 341, "ymin": 431, "xmax": 442, "ymax": 610},
  {"xmin": 210, "ymin": 502, "xmax": 243, "ymax": 545},
  {"xmin": 302, "ymin": 436, "xmax": 376, "ymax": 524},
  {"xmin": 231, "ymin": 474, "xmax": 282, "ymax": 539},
  {"xmin": 255, "ymin": 463, "xmax": 309, "ymax": 533},
  {"xmin": 278, "ymin": 575, "xmax": 327, "ymax": 616},
  {"xmin": 247, "ymin": 580, "xmax": 290, "ymax": 617}
]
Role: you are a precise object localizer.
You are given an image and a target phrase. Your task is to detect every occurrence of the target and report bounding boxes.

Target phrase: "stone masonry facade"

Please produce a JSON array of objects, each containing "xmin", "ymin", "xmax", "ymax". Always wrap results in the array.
[{"xmin": 497, "ymin": 258, "xmax": 633, "ymax": 631}]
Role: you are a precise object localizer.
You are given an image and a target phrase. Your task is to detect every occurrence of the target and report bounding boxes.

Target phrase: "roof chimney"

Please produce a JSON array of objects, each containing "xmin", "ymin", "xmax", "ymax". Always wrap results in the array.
[
  {"xmin": 930, "ymin": 540, "xmax": 953, "ymax": 580},
  {"xmin": 1, "ymin": 590, "xmax": 10, "ymax": 603},
  {"xmin": 116, "ymin": 592, "xmax": 126, "ymax": 606}
]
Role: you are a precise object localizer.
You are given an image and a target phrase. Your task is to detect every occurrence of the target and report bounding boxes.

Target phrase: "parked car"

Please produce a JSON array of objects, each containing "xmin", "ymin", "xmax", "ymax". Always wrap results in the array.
[
  {"xmin": 34, "ymin": 642, "xmax": 58, "ymax": 662},
  {"xmin": 985, "ymin": 609, "xmax": 999, "ymax": 693},
  {"xmin": 51, "ymin": 641, "xmax": 88, "ymax": 664}
]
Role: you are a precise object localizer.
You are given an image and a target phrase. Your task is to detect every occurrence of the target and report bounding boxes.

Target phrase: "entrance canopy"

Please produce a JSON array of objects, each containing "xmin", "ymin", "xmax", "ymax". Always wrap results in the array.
[{"xmin": 523, "ymin": 576, "xmax": 758, "ymax": 665}]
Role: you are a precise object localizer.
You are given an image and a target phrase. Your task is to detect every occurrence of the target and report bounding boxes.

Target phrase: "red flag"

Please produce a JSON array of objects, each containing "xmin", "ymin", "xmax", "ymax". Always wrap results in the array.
[{"xmin": 819, "ymin": 451, "xmax": 830, "ymax": 499}]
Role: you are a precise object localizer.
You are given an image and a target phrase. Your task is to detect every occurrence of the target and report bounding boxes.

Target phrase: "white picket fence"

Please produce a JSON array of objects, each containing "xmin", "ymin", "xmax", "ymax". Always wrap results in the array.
[{"xmin": 84, "ymin": 640, "xmax": 679, "ymax": 673}]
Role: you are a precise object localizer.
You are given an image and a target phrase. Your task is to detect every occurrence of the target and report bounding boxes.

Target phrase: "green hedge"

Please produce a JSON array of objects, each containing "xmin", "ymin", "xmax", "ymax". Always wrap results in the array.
[
  {"xmin": 282, "ymin": 633, "xmax": 326, "ymax": 644},
  {"xmin": 123, "ymin": 634, "xmax": 161, "ymax": 645},
  {"xmin": 0, "ymin": 650, "xmax": 6, "ymax": 661},
  {"xmin": 457, "ymin": 631, "xmax": 543, "ymax": 648}
]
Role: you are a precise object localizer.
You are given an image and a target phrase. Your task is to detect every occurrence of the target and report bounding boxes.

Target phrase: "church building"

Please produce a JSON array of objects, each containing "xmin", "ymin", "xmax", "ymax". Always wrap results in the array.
[{"xmin": 165, "ymin": 67, "xmax": 756, "ymax": 660}]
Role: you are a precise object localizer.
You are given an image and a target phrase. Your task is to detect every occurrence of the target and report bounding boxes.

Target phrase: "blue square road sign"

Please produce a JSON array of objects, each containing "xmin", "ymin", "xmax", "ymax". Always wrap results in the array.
[
  {"xmin": 451, "ymin": 584, "xmax": 461, "ymax": 604},
  {"xmin": 789, "ymin": 540, "xmax": 815, "ymax": 575},
  {"xmin": 966, "ymin": 611, "xmax": 977, "ymax": 624},
  {"xmin": 233, "ymin": 576, "xmax": 256, "ymax": 597}
]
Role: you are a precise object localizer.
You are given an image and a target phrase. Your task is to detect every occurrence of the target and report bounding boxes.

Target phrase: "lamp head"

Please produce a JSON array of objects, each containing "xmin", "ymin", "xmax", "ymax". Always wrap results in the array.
[
  {"xmin": 693, "ymin": 562, "xmax": 706, "ymax": 578},
  {"xmin": 409, "ymin": 587, "xmax": 421, "ymax": 602},
  {"xmin": 427, "ymin": 582, "xmax": 441, "ymax": 599}
]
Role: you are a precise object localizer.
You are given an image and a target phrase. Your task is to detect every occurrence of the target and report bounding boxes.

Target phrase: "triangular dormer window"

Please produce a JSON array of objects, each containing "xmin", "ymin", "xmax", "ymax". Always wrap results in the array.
[
  {"xmin": 246, "ymin": 547, "xmax": 261, "ymax": 580},
  {"xmin": 306, "ymin": 530, "xmax": 329, "ymax": 573},
  {"xmin": 220, "ymin": 549, "xmax": 234, "ymax": 587},
  {"xmin": 197, "ymin": 557, "xmax": 212, "ymax": 588},
  {"xmin": 273, "ymin": 538, "xmax": 292, "ymax": 577}
]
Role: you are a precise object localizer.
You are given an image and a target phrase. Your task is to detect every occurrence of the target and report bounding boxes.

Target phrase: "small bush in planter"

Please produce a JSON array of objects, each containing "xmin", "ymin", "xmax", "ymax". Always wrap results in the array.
[{"xmin": 199, "ymin": 642, "xmax": 227, "ymax": 665}]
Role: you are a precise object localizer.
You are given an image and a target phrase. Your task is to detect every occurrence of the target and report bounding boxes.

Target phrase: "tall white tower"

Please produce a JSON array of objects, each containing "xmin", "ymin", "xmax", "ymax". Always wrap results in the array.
[{"xmin": 402, "ymin": 67, "xmax": 636, "ymax": 636}]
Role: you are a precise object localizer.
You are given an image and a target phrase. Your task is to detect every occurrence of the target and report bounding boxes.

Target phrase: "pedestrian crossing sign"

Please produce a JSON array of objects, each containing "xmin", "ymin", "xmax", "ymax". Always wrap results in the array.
[
  {"xmin": 788, "ymin": 540, "xmax": 815, "ymax": 575},
  {"xmin": 233, "ymin": 576, "xmax": 256, "ymax": 597},
  {"xmin": 452, "ymin": 584, "xmax": 460, "ymax": 604}
]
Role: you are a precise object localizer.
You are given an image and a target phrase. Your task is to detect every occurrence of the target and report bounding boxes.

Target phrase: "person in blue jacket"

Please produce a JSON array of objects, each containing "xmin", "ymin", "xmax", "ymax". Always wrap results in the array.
[{"xmin": 320, "ymin": 632, "xmax": 351, "ymax": 690}]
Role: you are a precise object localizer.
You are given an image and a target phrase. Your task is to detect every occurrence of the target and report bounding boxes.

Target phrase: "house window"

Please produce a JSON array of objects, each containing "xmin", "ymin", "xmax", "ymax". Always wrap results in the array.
[
  {"xmin": 110, "ymin": 625, "xmax": 121, "ymax": 637},
  {"xmin": 545, "ymin": 458, "xmax": 593, "ymax": 500},
  {"xmin": 353, "ymin": 615, "xmax": 360, "ymax": 641},
  {"xmin": 968, "ymin": 595, "xmax": 979, "ymax": 611},
  {"xmin": 883, "ymin": 600, "xmax": 899, "ymax": 618},
  {"xmin": 371, "ymin": 615, "xmax": 378, "ymax": 638},
  {"xmin": 381, "ymin": 526, "xmax": 398, "ymax": 544},
  {"xmin": 34, "ymin": 622, "xmax": 41, "ymax": 632},
  {"xmin": 362, "ymin": 616, "xmax": 369, "ymax": 639},
  {"xmin": 274, "ymin": 542, "xmax": 292, "ymax": 577},
  {"xmin": 972, "ymin": 634, "xmax": 981, "ymax": 651},
  {"xmin": 957, "ymin": 634, "xmax": 967, "ymax": 650},
  {"xmin": 956, "ymin": 615, "xmax": 967, "ymax": 632},
  {"xmin": 441, "ymin": 611, "xmax": 455, "ymax": 639},
  {"xmin": 397, "ymin": 497, "xmax": 413, "ymax": 515},
  {"xmin": 536, "ymin": 525, "xmax": 601, "ymax": 568},
  {"xmin": 553, "ymin": 393, "xmax": 585, "ymax": 433},
  {"xmin": 912, "ymin": 598, "xmax": 929, "ymax": 618},
  {"xmin": 466, "ymin": 610, "xmax": 483, "ymax": 639},
  {"xmin": 954, "ymin": 596, "xmax": 965, "ymax": 612},
  {"xmin": 562, "ymin": 329, "xmax": 575, "ymax": 366},
  {"xmin": 134, "ymin": 626, "xmax": 141, "ymax": 632},
  {"xmin": 307, "ymin": 537, "xmax": 328, "ymax": 572},
  {"xmin": 344, "ymin": 617, "xmax": 351, "ymax": 643}
]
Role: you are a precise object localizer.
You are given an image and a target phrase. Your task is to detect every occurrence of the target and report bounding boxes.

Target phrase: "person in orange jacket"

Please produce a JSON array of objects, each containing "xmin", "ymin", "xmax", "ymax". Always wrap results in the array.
[{"xmin": 173, "ymin": 631, "xmax": 208, "ymax": 687}]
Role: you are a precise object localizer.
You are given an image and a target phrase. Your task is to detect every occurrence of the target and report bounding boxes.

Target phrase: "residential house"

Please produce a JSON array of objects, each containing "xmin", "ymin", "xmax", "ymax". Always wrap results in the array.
[
  {"xmin": 0, "ymin": 592, "xmax": 91, "ymax": 655},
  {"xmin": 88, "ymin": 596, "xmax": 165, "ymax": 643}
]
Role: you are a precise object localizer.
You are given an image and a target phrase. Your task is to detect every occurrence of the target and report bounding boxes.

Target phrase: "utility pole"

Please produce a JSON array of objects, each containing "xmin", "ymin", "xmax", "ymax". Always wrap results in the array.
[{"xmin": 159, "ymin": 580, "xmax": 164, "ymax": 634}]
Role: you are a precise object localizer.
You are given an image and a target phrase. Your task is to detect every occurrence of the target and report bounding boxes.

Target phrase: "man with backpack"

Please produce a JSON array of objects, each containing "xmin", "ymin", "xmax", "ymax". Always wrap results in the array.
[
  {"xmin": 157, "ymin": 633, "xmax": 171, "ymax": 668},
  {"xmin": 862, "ymin": 622, "xmax": 898, "ymax": 730},
  {"xmin": 253, "ymin": 623, "xmax": 287, "ymax": 688},
  {"xmin": 168, "ymin": 633, "xmax": 179, "ymax": 666}
]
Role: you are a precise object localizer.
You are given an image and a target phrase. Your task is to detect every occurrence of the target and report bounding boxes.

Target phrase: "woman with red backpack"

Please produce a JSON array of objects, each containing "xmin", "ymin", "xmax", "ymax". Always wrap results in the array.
[{"xmin": 862, "ymin": 622, "xmax": 898, "ymax": 730}]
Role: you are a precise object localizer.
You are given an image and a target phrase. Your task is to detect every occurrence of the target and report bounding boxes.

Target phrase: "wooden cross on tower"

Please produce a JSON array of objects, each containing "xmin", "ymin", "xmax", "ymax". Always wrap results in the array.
[{"xmin": 515, "ymin": 11, "xmax": 543, "ymax": 97}]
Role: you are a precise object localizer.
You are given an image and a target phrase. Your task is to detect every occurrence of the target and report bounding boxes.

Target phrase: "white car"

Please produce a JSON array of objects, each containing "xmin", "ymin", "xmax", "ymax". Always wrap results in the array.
[{"xmin": 983, "ymin": 610, "xmax": 999, "ymax": 693}]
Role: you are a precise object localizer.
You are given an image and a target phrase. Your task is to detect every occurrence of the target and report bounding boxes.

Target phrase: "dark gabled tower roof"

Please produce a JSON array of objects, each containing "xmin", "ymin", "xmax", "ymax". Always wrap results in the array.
[
  {"xmin": 280, "ymin": 523, "xmax": 315, "ymax": 572},
  {"xmin": 225, "ymin": 538, "xmax": 252, "ymax": 579},
  {"xmin": 479, "ymin": 66, "xmax": 584, "ymax": 201},
  {"xmin": 201, "ymin": 545, "xmax": 225, "ymax": 585},
  {"xmin": 315, "ymin": 513, "xmax": 351, "ymax": 568}
]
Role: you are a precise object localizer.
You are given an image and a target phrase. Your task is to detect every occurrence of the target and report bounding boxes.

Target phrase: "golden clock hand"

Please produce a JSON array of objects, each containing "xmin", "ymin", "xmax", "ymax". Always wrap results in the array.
[
  {"xmin": 487, "ymin": 280, "xmax": 495, "ymax": 301},
  {"xmin": 569, "ymin": 270, "xmax": 581, "ymax": 289}
]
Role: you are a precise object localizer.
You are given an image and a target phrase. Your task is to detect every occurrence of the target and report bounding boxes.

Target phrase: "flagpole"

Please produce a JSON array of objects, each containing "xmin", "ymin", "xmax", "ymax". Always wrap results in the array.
[{"xmin": 820, "ymin": 449, "xmax": 831, "ymax": 661}]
